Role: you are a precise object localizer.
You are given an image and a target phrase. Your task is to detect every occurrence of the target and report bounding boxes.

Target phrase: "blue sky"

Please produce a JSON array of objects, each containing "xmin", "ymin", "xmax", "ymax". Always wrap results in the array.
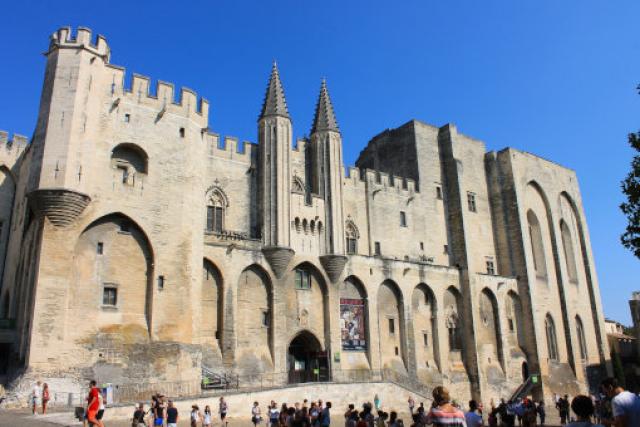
[{"xmin": 1, "ymin": 1, "xmax": 639, "ymax": 324}]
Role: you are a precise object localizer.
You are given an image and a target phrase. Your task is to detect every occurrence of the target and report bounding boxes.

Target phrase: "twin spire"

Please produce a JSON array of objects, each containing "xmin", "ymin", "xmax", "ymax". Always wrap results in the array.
[{"xmin": 259, "ymin": 62, "xmax": 339, "ymax": 134}]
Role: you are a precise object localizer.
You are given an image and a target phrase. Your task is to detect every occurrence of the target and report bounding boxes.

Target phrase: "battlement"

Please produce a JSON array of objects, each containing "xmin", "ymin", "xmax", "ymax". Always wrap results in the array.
[
  {"xmin": 49, "ymin": 27, "xmax": 110, "ymax": 61},
  {"xmin": 343, "ymin": 166, "xmax": 417, "ymax": 193},
  {"xmin": 205, "ymin": 132, "xmax": 255, "ymax": 164},
  {"xmin": 105, "ymin": 67, "xmax": 210, "ymax": 127},
  {"xmin": 293, "ymin": 138, "xmax": 309, "ymax": 152},
  {"xmin": 0, "ymin": 130, "xmax": 29, "ymax": 170}
]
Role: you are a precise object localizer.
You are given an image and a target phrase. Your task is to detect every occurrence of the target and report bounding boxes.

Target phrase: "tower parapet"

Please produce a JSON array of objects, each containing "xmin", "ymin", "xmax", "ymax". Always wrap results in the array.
[{"xmin": 48, "ymin": 27, "xmax": 110, "ymax": 61}]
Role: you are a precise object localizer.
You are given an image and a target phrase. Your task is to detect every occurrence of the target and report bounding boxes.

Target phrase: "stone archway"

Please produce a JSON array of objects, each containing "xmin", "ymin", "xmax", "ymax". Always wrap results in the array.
[{"xmin": 287, "ymin": 330, "xmax": 329, "ymax": 384}]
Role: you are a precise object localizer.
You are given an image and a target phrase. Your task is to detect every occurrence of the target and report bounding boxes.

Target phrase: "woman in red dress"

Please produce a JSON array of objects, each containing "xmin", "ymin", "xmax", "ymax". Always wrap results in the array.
[
  {"xmin": 86, "ymin": 380, "xmax": 105, "ymax": 427},
  {"xmin": 42, "ymin": 383, "xmax": 50, "ymax": 414}
]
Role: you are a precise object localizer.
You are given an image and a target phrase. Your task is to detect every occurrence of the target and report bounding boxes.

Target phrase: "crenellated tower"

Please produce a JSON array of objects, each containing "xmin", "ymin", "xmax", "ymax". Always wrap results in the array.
[
  {"xmin": 258, "ymin": 63, "xmax": 295, "ymax": 278},
  {"xmin": 310, "ymin": 80, "xmax": 347, "ymax": 283}
]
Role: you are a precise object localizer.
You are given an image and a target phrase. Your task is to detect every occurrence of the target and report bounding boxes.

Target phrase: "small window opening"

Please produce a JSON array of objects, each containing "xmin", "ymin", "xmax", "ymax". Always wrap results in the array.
[
  {"xmin": 423, "ymin": 332, "xmax": 429, "ymax": 347},
  {"xmin": 444, "ymin": 244, "xmax": 449, "ymax": 254},
  {"xmin": 388, "ymin": 318, "xmax": 395, "ymax": 334},
  {"xmin": 124, "ymin": 113, "xmax": 130, "ymax": 123},
  {"xmin": 436, "ymin": 186, "xmax": 443, "ymax": 199},
  {"xmin": 295, "ymin": 269, "xmax": 312, "ymax": 290},
  {"xmin": 374, "ymin": 242, "xmax": 381, "ymax": 256},
  {"xmin": 158, "ymin": 275, "xmax": 165, "ymax": 290},
  {"xmin": 179, "ymin": 127, "xmax": 185, "ymax": 138},
  {"xmin": 486, "ymin": 261, "xmax": 495, "ymax": 275},
  {"xmin": 102, "ymin": 286, "xmax": 117, "ymax": 307},
  {"xmin": 262, "ymin": 310, "xmax": 270, "ymax": 327},
  {"xmin": 420, "ymin": 242, "xmax": 424, "ymax": 250},
  {"xmin": 400, "ymin": 211, "xmax": 407, "ymax": 227},
  {"xmin": 394, "ymin": 346, "xmax": 399, "ymax": 356},
  {"xmin": 97, "ymin": 242, "xmax": 104, "ymax": 255},
  {"xmin": 508, "ymin": 318, "xmax": 514, "ymax": 332},
  {"xmin": 467, "ymin": 192, "xmax": 477, "ymax": 212}
]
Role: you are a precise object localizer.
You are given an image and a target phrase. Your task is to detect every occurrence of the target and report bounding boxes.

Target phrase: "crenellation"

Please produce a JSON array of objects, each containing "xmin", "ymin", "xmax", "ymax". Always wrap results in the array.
[
  {"xmin": 49, "ymin": 26, "xmax": 110, "ymax": 60},
  {"xmin": 293, "ymin": 138, "xmax": 308, "ymax": 152}
]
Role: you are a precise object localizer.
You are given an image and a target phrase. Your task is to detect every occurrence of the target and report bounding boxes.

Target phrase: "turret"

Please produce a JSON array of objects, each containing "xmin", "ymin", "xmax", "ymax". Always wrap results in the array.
[
  {"xmin": 26, "ymin": 27, "xmax": 108, "ymax": 226},
  {"xmin": 258, "ymin": 63, "xmax": 294, "ymax": 278},
  {"xmin": 310, "ymin": 80, "xmax": 347, "ymax": 283}
]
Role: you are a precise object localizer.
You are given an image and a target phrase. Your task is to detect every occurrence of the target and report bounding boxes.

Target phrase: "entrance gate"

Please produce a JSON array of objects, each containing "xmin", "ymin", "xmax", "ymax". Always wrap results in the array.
[{"xmin": 288, "ymin": 331, "xmax": 329, "ymax": 383}]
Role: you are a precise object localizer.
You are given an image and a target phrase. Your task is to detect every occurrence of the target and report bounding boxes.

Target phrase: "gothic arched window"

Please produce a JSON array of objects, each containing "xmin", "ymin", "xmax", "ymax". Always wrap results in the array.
[
  {"xmin": 345, "ymin": 220, "xmax": 359, "ymax": 255},
  {"xmin": 576, "ymin": 315, "xmax": 588, "ymax": 361},
  {"xmin": 545, "ymin": 314, "xmax": 559, "ymax": 361},
  {"xmin": 447, "ymin": 312, "xmax": 462, "ymax": 350},
  {"xmin": 292, "ymin": 177, "xmax": 305, "ymax": 194},
  {"xmin": 206, "ymin": 188, "xmax": 228, "ymax": 233}
]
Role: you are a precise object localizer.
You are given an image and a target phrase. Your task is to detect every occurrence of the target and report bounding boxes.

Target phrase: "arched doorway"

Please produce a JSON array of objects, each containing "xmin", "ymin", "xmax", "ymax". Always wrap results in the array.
[
  {"xmin": 522, "ymin": 361, "xmax": 529, "ymax": 381},
  {"xmin": 288, "ymin": 331, "xmax": 329, "ymax": 384}
]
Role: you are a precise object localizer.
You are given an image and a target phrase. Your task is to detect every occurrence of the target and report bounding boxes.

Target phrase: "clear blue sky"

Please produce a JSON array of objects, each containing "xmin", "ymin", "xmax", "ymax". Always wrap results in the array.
[{"xmin": 1, "ymin": 1, "xmax": 639, "ymax": 324}]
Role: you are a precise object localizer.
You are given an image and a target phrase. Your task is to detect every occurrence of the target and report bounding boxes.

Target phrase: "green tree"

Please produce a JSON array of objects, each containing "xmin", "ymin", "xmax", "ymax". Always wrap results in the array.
[{"xmin": 621, "ymin": 128, "xmax": 640, "ymax": 258}]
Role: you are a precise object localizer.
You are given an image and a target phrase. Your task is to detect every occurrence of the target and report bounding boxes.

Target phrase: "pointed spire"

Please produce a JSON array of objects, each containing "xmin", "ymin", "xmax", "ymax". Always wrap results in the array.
[
  {"xmin": 259, "ymin": 61, "xmax": 290, "ymax": 120},
  {"xmin": 311, "ymin": 79, "xmax": 339, "ymax": 134}
]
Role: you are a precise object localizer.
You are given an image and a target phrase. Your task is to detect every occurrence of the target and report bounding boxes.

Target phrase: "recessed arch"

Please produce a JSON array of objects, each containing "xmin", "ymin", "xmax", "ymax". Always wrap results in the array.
[
  {"xmin": 237, "ymin": 264, "xmax": 274, "ymax": 374},
  {"xmin": 111, "ymin": 143, "xmax": 149, "ymax": 183},
  {"xmin": 377, "ymin": 279, "xmax": 406, "ymax": 371},
  {"xmin": 202, "ymin": 258, "xmax": 224, "ymax": 350},
  {"xmin": 340, "ymin": 275, "xmax": 369, "ymax": 356},
  {"xmin": 412, "ymin": 283, "xmax": 439, "ymax": 371},
  {"xmin": 74, "ymin": 212, "xmax": 154, "ymax": 335},
  {"xmin": 479, "ymin": 288, "xmax": 504, "ymax": 369},
  {"xmin": 560, "ymin": 219, "xmax": 578, "ymax": 283},
  {"xmin": 575, "ymin": 315, "xmax": 588, "ymax": 362},
  {"xmin": 545, "ymin": 313, "xmax": 559, "ymax": 361},
  {"xmin": 0, "ymin": 166, "xmax": 17, "ymax": 289},
  {"xmin": 444, "ymin": 286, "xmax": 463, "ymax": 352},
  {"xmin": 506, "ymin": 290, "xmax": 525, "ymax": 351}
]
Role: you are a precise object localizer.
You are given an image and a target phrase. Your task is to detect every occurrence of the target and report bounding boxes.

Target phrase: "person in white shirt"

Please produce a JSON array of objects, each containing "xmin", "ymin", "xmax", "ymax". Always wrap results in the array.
[
  {"xmin": 32, "ymin": 381, "xmax": 42, "ymax": 415},
  {"xmin": 465, "ymin": 400, "xmax": 483, "ymax": 427},
  {"xmin": 600, "ymin": 377, "xmax": 640, "ymax": 427}
]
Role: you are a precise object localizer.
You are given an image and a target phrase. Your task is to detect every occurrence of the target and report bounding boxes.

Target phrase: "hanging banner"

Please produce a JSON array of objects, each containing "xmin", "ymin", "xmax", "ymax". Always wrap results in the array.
[{"xmin": 340, "ymin": 298, "xmax": 367, "ymax": 351}]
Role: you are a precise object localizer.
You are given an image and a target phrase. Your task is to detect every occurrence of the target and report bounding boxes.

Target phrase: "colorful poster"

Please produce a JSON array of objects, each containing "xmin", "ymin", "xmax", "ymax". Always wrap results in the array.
[{"xmin": 340, "ymin": 298, "xmax": 367, "ymax": 351}]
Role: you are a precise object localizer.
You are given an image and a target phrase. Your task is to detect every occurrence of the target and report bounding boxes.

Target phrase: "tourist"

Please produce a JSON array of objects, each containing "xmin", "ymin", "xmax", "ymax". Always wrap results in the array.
[
  {"xmin": 269, "ymin": 401, "xmax": 280, "ymax": 427},
  {"xmin": 487, "ymin": 402, "xmax": 498, "ymax": 427},
  {"xmin": 521, "ymin": 399, "xmax": 536, "ymax": 427},
  {"xmin": 537, "ymin": 401, "xmax": 546, "ymax": 426},
  {"xmin": 375, "ymin": 411, "xmax": 388, "ymax": 427},
  {"xmin": 346, "ymin": 404, "xmax": 356, "ymax": 427},
  {"xmin": 204, "ymin": 405, "xmax": 213, "ymax": 427},
  {"xmin": 321, "ymin": 401, "xmax": 332, "ymax": 427},
  {"xmin": 191, "ymin": 405, "xmax": 202, "ymax": 427},
  {"xmin": 425, "ymin": 386, "xmax": 466, "ymax": 427},
  {"xmin": 219, "ymin": 396, "xmax": 229, "ymax": 425},
  {"xmin": 283, "ymin": 402, "xmax": 291, "ymax": 426},
  {"xmin": 465, "ymin": 400, "xmax": 483, "ymax": 427},
  {"xmin": 41, "ymin": 383, "xmax": 50, "ymax": 414},
  {"xmin": 557, "ymin": 395, "xmax": 570, "ymax": 425},
  {"xmin": 409, "ymin": 396, "xmax": 416, "ymax": 415},
  {"xmin": 154, "ymin": 396, "xmax": 166, "ymax": 426},
  {"xmin": 86, "ymin": 380, "xmax": 104, "ymax": 427},
  {"xmin": 388, "ymin": 411, "xmax": 399, "ymax": 427},
  {"xmin": 253, "ymin": 401, "xmax": 263, "ymax": 426},
  {"xmin": 311, "ymin": 402, "xmax": 321, "ymax": 426},
  {"xmin": 32, "ymin": 380, "xmax": 42, "ymax": 415},
  {"xmin": 167, "ymin": 400, "xmax": 178, "ymax": 427},
  {"xmin": 600, "ymin": 377, "xmax": 640, "ymax": 427},
  {"xmin": 565, "ymin": 395, "xmax": 603, "ymax": 427},
  {"xmin": 133, "ymin": 403, "xmax": 147, "ymax": 427},
  {"xmin": 374, "ymin": 395, "xmax": 381, "ymax": 412}
]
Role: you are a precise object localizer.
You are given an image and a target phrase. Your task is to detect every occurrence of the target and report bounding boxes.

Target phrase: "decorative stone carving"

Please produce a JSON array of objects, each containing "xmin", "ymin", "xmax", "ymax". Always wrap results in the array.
[
  {"xmin": 27, "ymin": 188, "xmax": 91, "ymax": 227},
  {"xmin": 319, "ymin": 254, "xmax": 348, "ymax": 283},
  {"xmin": 262, "ymin": 246, "xmax": 295, "ymax": 279}
]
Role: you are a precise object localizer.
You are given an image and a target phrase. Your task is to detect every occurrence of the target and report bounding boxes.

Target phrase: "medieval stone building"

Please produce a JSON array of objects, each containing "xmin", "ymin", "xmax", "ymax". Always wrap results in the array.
[{"xmin": 0, "ymin": 27, "xmax": 610, "ymax": 403}]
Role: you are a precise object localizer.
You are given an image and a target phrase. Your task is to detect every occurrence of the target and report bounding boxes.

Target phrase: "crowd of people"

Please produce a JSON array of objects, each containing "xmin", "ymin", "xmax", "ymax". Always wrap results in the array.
[{"xmin": 28, "ymin": 376, "xmax": 640, "ymax": 427}]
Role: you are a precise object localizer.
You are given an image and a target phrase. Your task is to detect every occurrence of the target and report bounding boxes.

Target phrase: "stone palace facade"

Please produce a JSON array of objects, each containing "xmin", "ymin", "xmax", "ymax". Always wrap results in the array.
[{"xmin": 0, "ymin": 27, "xmax": 610, "ymax": 403}]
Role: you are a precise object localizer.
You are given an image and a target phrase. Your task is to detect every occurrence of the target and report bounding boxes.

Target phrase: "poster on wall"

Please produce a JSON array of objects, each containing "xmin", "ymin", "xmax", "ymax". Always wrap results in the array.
[{"xmin": 340, "ymin": 298, "xmax": 367, "ymax": 351}]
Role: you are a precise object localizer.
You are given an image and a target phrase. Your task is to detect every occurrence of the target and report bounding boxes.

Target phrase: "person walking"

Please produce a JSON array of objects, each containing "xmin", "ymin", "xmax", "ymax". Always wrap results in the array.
[
  {"xmin": 537, "ymin": 401, "xmax": 546, "ymax": 426},
  {"xmin": 321, "ymin": 402, "xmax": 332, "ymax": 427},
  {"xmin": 191, "ymin": 405, "xmax": 202, "ymax": 427},
  {"xmin": 409, "ymin": 396, "xmax": 416, "ymax": 415},
  {"xmin": 219, "ymin": 396, "xmax": 229, "ymax": 426},
  {"xmin": 253, "ymin": 401, "xmax": 263, "ymax": 426},
  {"xmin": 557, "ymin": 395, "xmax": 570, "ymax": 425},
  {"xmin": 86, "ymin": 380, "xmax": 104, "ymax": 427},
  {"xmin": 425, "ymin": 386, "xmax": 467, "ymax": 427},
  {"xmin": 41, "ymin": 383, "xmax": 50, "ymax": 415},
  {"xmin": 166, "ymin": 400, "xmax": 179, "ymax": 427},
  {"xmin": 565, "ymin": 395, "xmax": 603, "ymax": 427},
  {"xmin": 32, "ymin": 381, "xmax": 42, "ymax": 415},
  {"xmin": 600, "ymin": 377, "xmax": 640, "ymax": 427},
  {"xmin": 204, "ymin": 405, "xmax": 213, "ymax": 427},
  {"xmin": 269, "ymin": 401, "xmax": 280, "ymax": 427},
  {"xmin": 133, "ymin": 403, "xmax": 147, "ymax": 427},
  {"xmin": 374, "ymin": 395, "xmax": 381, "ymax": 412}
]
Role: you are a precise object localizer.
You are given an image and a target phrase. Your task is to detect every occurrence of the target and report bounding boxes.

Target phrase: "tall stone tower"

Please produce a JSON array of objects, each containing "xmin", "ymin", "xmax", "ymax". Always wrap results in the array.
[
  {"xmin": 27, "ymin": 27, "xmax": 103, "ymax": 225},
  {"xmin": 258, "ymin": 63, "xmax": 294, "ymax": 278},
  {"xmin": 310, "ymin": 80, "xmax": 347, "ymax": 283}
]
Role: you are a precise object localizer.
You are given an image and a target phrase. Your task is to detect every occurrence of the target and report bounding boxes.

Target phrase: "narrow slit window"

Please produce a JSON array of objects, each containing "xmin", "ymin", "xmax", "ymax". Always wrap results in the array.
[
  {"xmin": 388, "ymin": 318, "xmax": 395, "ymax": 334},
  {"xmin": 374, "ymin": 242, "xmax": 381, "ymax": 256},
  {"xmin": 158, "ymin": 275, "xmax": 165, "ymax": 290},
  {"xmin": 179, "ymin": 127, "xmax": 185, "ymax": 138},
  {"xmin": 400, "ymin": 211, "xmax": 407, "ymax": 227},
  {"xmin": 97, "ymin": 242, "xmax": 104, "ymax": 255}
]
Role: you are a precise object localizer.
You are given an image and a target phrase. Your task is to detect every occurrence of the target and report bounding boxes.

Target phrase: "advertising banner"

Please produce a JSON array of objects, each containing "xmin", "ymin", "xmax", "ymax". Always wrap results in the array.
[{"xmin": 340, "ymin": 298, "xmax": 367, "ymax": 351}]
